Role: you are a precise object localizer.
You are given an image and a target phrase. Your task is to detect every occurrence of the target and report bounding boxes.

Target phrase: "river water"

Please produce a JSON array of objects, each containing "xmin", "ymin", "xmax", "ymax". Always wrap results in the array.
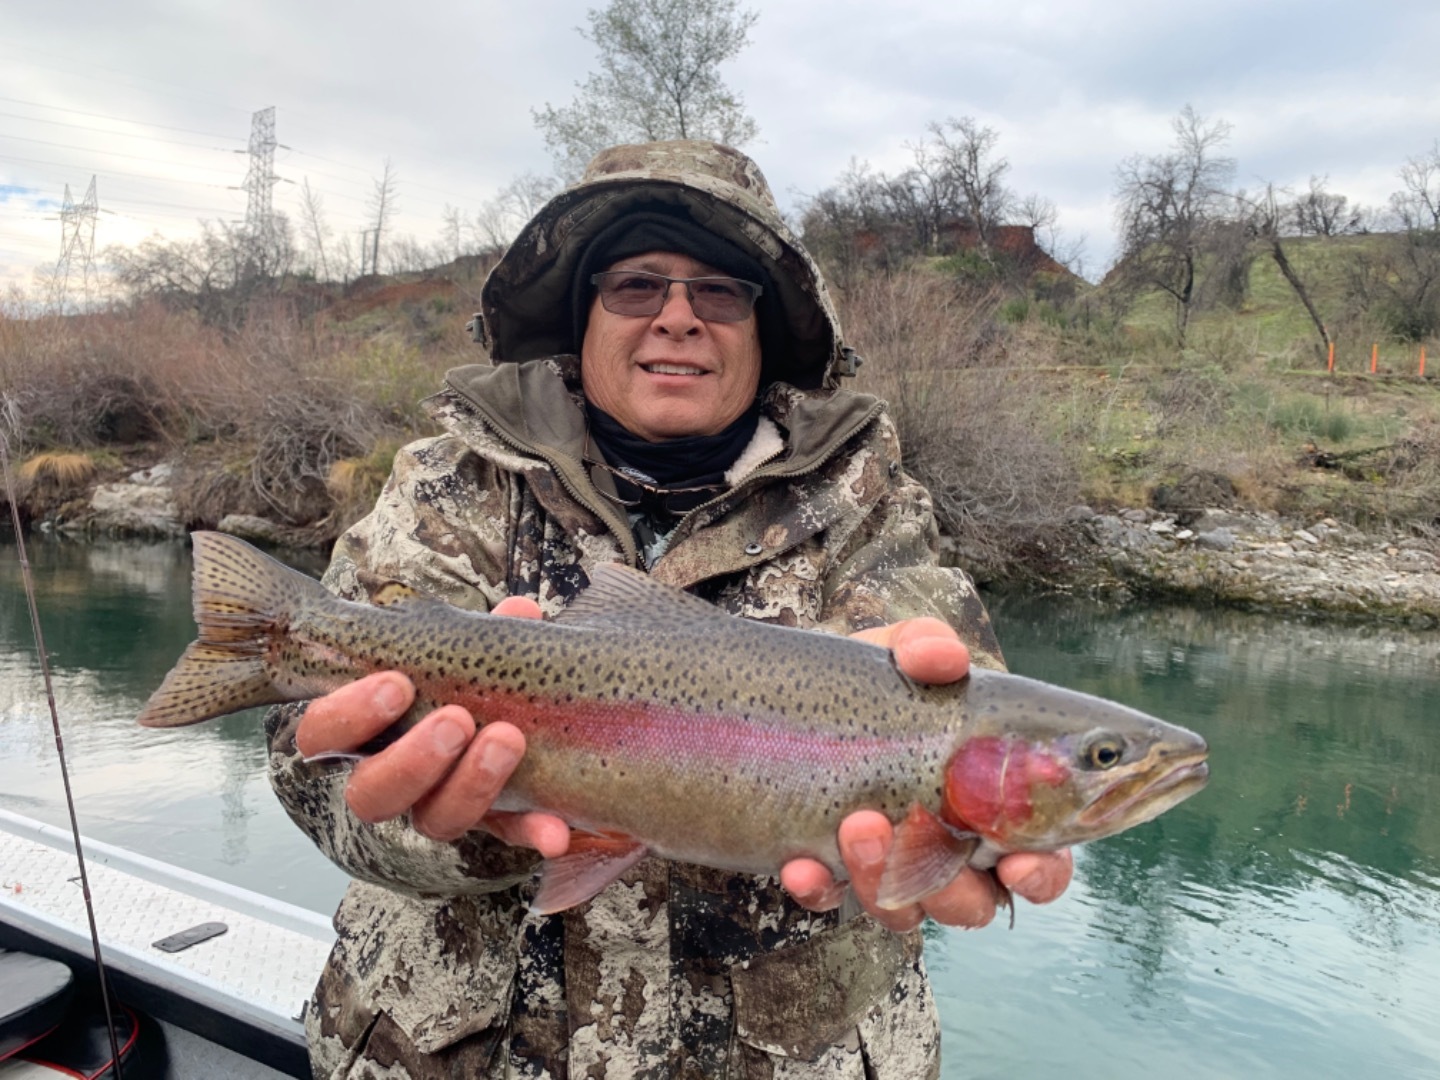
[{"xmin": 2, "ymin": 536, "xmax": 1437, "ymax": 1078}]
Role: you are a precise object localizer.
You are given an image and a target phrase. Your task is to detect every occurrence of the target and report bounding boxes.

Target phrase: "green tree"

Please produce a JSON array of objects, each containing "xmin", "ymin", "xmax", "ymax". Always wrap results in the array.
[{"xmin": 534, "ymin": 0, "xmax": 759, "ymax": 180}]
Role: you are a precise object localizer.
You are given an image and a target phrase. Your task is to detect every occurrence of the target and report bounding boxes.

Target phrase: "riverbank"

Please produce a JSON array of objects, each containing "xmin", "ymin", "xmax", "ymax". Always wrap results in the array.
[
  {"xmin": 12, "ymin": 455, "xmax": 1439, "ymax": 627},
  {"xmin": 1039, "ymin": 505, "xmax": 1440, "ymax": 627}
]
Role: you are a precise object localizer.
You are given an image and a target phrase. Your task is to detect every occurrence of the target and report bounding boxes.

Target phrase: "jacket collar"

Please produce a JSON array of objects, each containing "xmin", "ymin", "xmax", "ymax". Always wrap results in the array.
[{"xmin": 432, "ymin": 357, "xmax": 882, "ymax": 479}]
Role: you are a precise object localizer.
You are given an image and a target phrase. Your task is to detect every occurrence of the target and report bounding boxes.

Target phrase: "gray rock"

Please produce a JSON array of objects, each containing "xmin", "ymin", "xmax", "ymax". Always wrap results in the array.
[
  {"xmin": 86, "ymin": 468, "xmax": 184, "ymax": 537},
  {"xmin": 1121, "ymin": 509, "xmax": 1149, "ymax": 523},
  {"xmin": 1064, "ymin": 504, "xmax": 1096, "ymax": 523},
  {"xmin": 1189, "ymin": 509, "xmax": 1250, "ymax": 533},
  {"xmin": 1195, "ymin": 528, "xmax": 1237, "ymax": 551}
]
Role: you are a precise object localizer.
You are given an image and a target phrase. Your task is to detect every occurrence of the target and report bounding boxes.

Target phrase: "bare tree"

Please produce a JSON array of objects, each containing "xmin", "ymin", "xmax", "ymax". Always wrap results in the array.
[
  {"xmin": 298, "ymin": 178, "xmax": 331, "ymax": 280},
  {"xmin": 441, "ymin": 204, "xmax": 466, "ymax": 263},
  {"xmin": 1350, "ymin": 142, "xmax": 1440, "ymax": 341},
  {"xmin": 1113, "ymin": 105, "xmax": 1236, "ymax": 345},
  {"xmin": 1392, "ymin": 141, "xmax": 1440, "ymax": 230},
  {"xmin": 534, "ymin": 0, "xmax": 759, "ymax": 180},
  {"xmin": 471, "ymin": 171, "xmax": 562, "ymax": 254},
  {"xmin": 1241, "ymin": 183, "xmax": 1330, "ymax": 353},
  {"xmin": 1292, "ymin": 175, "xmax": 1366, "ymax": 237},
  {"xmin": 365, "ymin": 159, "xmax": 399, "ymax": 274},
  {"xmin": 922, "ymin": 117, "xmax": 1013, "ymax": 261},
  {"xmin": 109, "ymin": 217, "xmax": 295, "ymax": 330}
]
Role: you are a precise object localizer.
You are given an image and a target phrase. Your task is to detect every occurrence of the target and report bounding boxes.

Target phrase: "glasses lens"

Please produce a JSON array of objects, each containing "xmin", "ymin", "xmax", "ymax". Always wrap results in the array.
[
  {"xmin": 687, "ymin": 278, "xmax": 755, "ymax": 322},
  {"xmin": 596, "ymin": 272, "xmax": 668, "ymax": 315},
  {"xmin": 592, "ymin": 272, "xmax": 759, "ymax": 322}
]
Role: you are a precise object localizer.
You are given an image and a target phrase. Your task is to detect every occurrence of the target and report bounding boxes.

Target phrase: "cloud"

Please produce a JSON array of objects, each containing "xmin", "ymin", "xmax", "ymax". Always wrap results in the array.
[{"xmin": 2, "ymin": 0, "xmax": 1439, "ymax": 288}]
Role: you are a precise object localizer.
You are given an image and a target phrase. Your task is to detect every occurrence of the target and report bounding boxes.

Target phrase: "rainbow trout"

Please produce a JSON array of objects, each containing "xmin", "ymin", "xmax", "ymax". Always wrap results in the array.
[{"xmin": 138, "ymin": 532, "xmax": 1208, "ymax": 914}]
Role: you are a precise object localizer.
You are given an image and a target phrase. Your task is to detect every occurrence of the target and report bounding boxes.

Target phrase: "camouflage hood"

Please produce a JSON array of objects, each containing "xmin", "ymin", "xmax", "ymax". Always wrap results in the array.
[{"xmin": 476, "ymin": 140, "xmax": 852, "ymax": 390}]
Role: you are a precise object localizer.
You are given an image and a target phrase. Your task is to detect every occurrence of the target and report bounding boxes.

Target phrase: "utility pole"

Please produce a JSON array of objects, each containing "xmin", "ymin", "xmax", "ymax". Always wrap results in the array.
[
  {"xmin": 52, "ymin": 176, "xmax": 98, "ymax": 312},
  {"xmin": 242, "ymin": 106, "xmax": 278, "ymax": 275}
]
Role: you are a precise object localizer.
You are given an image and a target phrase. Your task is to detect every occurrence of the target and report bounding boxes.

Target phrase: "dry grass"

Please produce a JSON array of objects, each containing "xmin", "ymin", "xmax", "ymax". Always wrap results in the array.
[
  {"xmin": 843, "ymin": 266, "xmax": 1083, "ymax": 575},
  {"xmin": 1, "ymin": 294, "xmax": 450, "ymax": 530},
  {"xmin": 17, "ymin": 451, "xmax": 97, "ymax": 489}
]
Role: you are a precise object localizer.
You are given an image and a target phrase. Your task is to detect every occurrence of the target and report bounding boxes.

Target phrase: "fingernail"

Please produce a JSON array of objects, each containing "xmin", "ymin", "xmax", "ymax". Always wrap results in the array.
[
  {"xmin": 850, "ymin": 837, "xmax": 884, "ymax": 866},
  {"xmin": 431, "ymin": 716, "xmax": 469, "ymax": 755},
  {"xmin": 479, "ymin": 737, "xmax": 521, "ymax": 776},
  {"xmin": 374, "ymin": 680, "xmax": 408, "ymax": 714}
]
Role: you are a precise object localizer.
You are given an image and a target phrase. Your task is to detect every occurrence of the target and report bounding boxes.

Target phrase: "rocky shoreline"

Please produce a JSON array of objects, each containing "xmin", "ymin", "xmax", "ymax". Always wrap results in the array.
[
  {"xmin": 19, "ymin": 460, "xmax": 1440, "ymax": 629},
  {"xmin": 1044, "ymin": 505, "xmax": 1440, "ymax": 628}
]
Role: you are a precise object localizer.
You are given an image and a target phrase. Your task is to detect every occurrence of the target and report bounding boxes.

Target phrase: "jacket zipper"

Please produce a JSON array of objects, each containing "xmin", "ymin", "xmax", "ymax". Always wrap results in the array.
[{"xmin": 448, "ymin": 379, "xmax": 887, "ymax": 570}]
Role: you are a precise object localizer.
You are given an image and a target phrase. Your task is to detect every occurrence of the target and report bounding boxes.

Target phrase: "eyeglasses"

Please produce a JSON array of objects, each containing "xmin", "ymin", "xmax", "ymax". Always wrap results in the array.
[
  {"xmin": 590, "ymin": 270, "xmax": 763, "ymax": 323},
  {"xmin": 581, "ymin": 432, "xmax": 728, "ymax": 512}
]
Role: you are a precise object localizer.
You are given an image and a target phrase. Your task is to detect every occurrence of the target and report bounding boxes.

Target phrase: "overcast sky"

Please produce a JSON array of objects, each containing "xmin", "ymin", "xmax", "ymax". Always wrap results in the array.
[{"xmin": 3, "ymin": 0, "xmax": 1439, "ymax": 295}]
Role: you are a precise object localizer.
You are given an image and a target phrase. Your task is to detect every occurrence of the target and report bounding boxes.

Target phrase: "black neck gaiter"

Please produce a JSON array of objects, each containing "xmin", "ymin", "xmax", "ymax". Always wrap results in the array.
[{"xmin": 585, "ymin": 402, "xmax": 760, "ymax": 516}]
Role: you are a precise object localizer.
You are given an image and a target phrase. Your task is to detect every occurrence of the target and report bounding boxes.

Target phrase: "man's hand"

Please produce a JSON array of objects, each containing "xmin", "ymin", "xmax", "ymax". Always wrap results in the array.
[
  {"xmin": 294, "ymin": 596, "xmax": 570, "ymax": 857},
  {"xmin": 779, "ymin": 618, "xmax": 1074, "ymax": 931}
]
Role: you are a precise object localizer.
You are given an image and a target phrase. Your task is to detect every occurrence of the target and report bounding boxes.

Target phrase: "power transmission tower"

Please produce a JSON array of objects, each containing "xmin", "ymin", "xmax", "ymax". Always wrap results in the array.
[
  {"xmin": 242, "ymin": 106, "xmax": 278, "ymax": 272},
  {"xmin": 52, "ymin": 176, "xmax": 98, "ymax": 312}
]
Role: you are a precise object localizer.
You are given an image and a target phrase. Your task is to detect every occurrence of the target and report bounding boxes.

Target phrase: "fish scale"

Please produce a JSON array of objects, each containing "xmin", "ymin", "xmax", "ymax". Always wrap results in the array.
[{"xmin": 138, "ymin": 531, "xmax": 1209, "ymax": 914}]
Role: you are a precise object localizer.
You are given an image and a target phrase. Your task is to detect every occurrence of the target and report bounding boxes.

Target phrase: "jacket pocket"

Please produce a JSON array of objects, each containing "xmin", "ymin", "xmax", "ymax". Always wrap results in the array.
[
  {"xmin": 729, "ymin": 915, "xmax": 922, "ymax": 1061},
  {"xmin": 312, "ymin": 882, "xmax": 521, "ymax": 1057}
]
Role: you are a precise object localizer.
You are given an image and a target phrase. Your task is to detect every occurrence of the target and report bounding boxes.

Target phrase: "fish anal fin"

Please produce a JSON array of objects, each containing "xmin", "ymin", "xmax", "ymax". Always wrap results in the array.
[
  {"xmin": 875, "ymin": 803, "xmax": 980, "ymax": 910},
  {"xmin": 136, "ymin": 641, "xmax": 286, "ymax": 727},
  {"xmin": 529, "ymin": 831, "xmax": 649, "ymax": 915}
]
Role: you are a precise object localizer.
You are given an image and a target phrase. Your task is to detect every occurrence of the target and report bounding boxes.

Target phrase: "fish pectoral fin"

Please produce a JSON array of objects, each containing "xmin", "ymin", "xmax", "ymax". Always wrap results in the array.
[
  {"xmin": 875, "ymin": 803, "xmax": 980, "ymax": 910},
  {"xmin": 529, "ymin": 831, "xmax": 649, "ymax": 915}
]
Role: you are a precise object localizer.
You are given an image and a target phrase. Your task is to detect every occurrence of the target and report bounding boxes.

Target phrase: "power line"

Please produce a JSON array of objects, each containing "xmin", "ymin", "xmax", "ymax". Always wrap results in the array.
[
  {"xmin": 0, "ymin": 95, "xmax": 244, "ymax": 140},
  {"xmin": 0, "ymin": 110, "xmax": 241, "ymax": 151},
  {"xmin": 0, "ymin": 133, "xmax": 239, "ymax": 175}
]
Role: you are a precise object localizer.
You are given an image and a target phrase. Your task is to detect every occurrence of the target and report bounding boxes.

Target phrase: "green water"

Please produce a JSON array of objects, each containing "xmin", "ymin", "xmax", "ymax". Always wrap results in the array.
[{"xmin": 3, "ymin": 537, "xmax": 1438, "ymax": 1077}]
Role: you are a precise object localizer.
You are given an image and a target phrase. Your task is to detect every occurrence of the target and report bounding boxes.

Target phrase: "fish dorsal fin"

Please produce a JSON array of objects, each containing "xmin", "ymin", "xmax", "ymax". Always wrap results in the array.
[
  {"xmin": 875, "ymin": 803, "xmax": 980, "ymax": 910},
  {"xmin": 529, "ymin": 831, "xmax": 649, "ymax": 914},
  {"xmin": 554, "ymin": 563, "xmax": 727, "ymax": 628},
  {"xmin": 371, "ymin": 581, "xmax": 425, "ymax": 607}
]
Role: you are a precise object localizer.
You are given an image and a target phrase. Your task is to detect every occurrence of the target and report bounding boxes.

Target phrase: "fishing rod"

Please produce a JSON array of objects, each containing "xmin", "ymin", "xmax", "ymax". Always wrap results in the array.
[{"xmin": 0, "ymin": 412, "xmax": 125, "ymax": 1078}]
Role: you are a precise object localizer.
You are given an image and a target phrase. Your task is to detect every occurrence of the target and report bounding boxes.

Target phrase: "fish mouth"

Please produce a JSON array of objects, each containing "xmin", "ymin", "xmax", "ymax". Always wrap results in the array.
[{"xmin": 1080, "ymin": 754, "xmax": 1209, "ymax": 831}]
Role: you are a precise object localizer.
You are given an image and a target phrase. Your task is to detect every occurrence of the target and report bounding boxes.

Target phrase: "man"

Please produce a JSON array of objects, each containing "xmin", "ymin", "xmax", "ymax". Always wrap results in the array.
[{"xmin": 268, "ymin": 140, "xmax": 1071, "ymax": 1078}]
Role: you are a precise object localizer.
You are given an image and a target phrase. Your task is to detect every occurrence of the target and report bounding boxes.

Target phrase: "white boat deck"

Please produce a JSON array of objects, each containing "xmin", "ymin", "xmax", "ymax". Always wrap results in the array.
[{"xmin": 0, "ymin": 808, "xmax": 335, "ymax": 1054}]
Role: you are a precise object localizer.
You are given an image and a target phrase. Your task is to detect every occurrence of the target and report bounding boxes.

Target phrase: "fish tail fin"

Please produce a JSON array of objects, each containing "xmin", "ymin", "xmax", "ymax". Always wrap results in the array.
[{"xmin": 136, "ymin": 531, "xmax": 317, "ymax": 728}]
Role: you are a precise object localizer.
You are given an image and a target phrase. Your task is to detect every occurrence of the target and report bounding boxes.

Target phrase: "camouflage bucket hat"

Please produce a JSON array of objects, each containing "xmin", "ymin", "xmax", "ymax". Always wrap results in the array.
[{"xmin": 475, "ymin": 140, "xmax": 854, "ymax": 390}]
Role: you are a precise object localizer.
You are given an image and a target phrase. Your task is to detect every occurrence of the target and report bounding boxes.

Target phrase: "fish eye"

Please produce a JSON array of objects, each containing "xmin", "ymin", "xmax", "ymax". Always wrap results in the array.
[{"xmin": 1083, "ymin": 737, "xmax": 1126, "ymax": 770}]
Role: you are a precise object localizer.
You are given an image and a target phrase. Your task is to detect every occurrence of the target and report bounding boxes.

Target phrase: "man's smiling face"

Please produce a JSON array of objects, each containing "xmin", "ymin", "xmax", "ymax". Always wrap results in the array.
[{"xmin": 580, "ymin": 250, "xmax": 762, "ymax": 442}]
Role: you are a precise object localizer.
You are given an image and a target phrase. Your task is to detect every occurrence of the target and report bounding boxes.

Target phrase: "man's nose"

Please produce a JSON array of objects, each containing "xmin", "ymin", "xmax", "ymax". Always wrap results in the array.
[{"xmin": 654, "ymin": 281, "xmax": 700, "ymax": 326}]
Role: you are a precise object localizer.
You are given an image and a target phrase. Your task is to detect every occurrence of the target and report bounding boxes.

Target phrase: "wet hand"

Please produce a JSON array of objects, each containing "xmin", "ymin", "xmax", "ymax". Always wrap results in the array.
[
  {"xmin": 780, "ymin": 617, "xmax": 1074, "ymax": 929},
  {"xmin": 294, "ymin": 596, "xmax": 569, "ymax": 857}
]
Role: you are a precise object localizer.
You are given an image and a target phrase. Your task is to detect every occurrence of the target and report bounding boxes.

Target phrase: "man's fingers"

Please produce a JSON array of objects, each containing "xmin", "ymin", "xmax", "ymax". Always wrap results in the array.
[
  {"xmin": 889, "ymin": 619, "xmax": 970, "ymax": 684},
  {"xmin": 483, "ymin": 811, "xmax": 571, "ymax": 858},
  {"xmin": 345, "ymin": 706, "xmax": 476, "ymax": 823},
  {"xmin": 849, "ymin": 618, "xmax": 970, "ymax": 686},
  {"xmin": 409, "ymin": 721, "xmax": 527, "ymax": 839},
  {"xmin": 996, "ymin": 849, "xmax": 1074, "ymax": 905},
  {"xmin": 838, "ymin": 812, "xmax": 923, "ymax": 933},
  {"xmin": 492, "ymin": 595, "xmax": 543, "ymax": 619},
  {"xmin": 780, "ymin": 858, "xmax": 847, "ymax": 912},
  {"xmin": 297, "ymin": 671, "xmax": 415, "ymax": 757},
  {"xmin": 918, "ymin": 866, "xmax": 999, "ymax": 928}
]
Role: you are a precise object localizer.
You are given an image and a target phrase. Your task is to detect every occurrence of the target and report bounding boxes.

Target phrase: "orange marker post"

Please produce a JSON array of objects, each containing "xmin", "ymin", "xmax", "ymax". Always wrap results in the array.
[
  {"xmin": 1421, "ymin": 346, "xmax": 1427, "ymax": 378},
  {"xmin": 1327, "ymin": 341, "xmax": 1335, "ymax": 373},
  {"xmin": 1371, "ymin": 343, "xmax": 1378, "ymax": 374}
]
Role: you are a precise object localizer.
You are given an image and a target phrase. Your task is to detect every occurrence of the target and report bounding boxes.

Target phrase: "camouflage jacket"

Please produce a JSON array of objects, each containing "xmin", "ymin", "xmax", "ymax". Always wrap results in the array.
[{"xmin": 268, "ymin": 357, "xmax": 1005, "ymax": 1079}]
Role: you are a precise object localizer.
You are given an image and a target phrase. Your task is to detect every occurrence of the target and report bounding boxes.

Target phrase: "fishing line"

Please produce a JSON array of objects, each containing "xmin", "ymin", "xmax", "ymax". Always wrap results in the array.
[{"xmin": 0, "ymin": 406, "xmax": 125, "ymax": 1078}]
